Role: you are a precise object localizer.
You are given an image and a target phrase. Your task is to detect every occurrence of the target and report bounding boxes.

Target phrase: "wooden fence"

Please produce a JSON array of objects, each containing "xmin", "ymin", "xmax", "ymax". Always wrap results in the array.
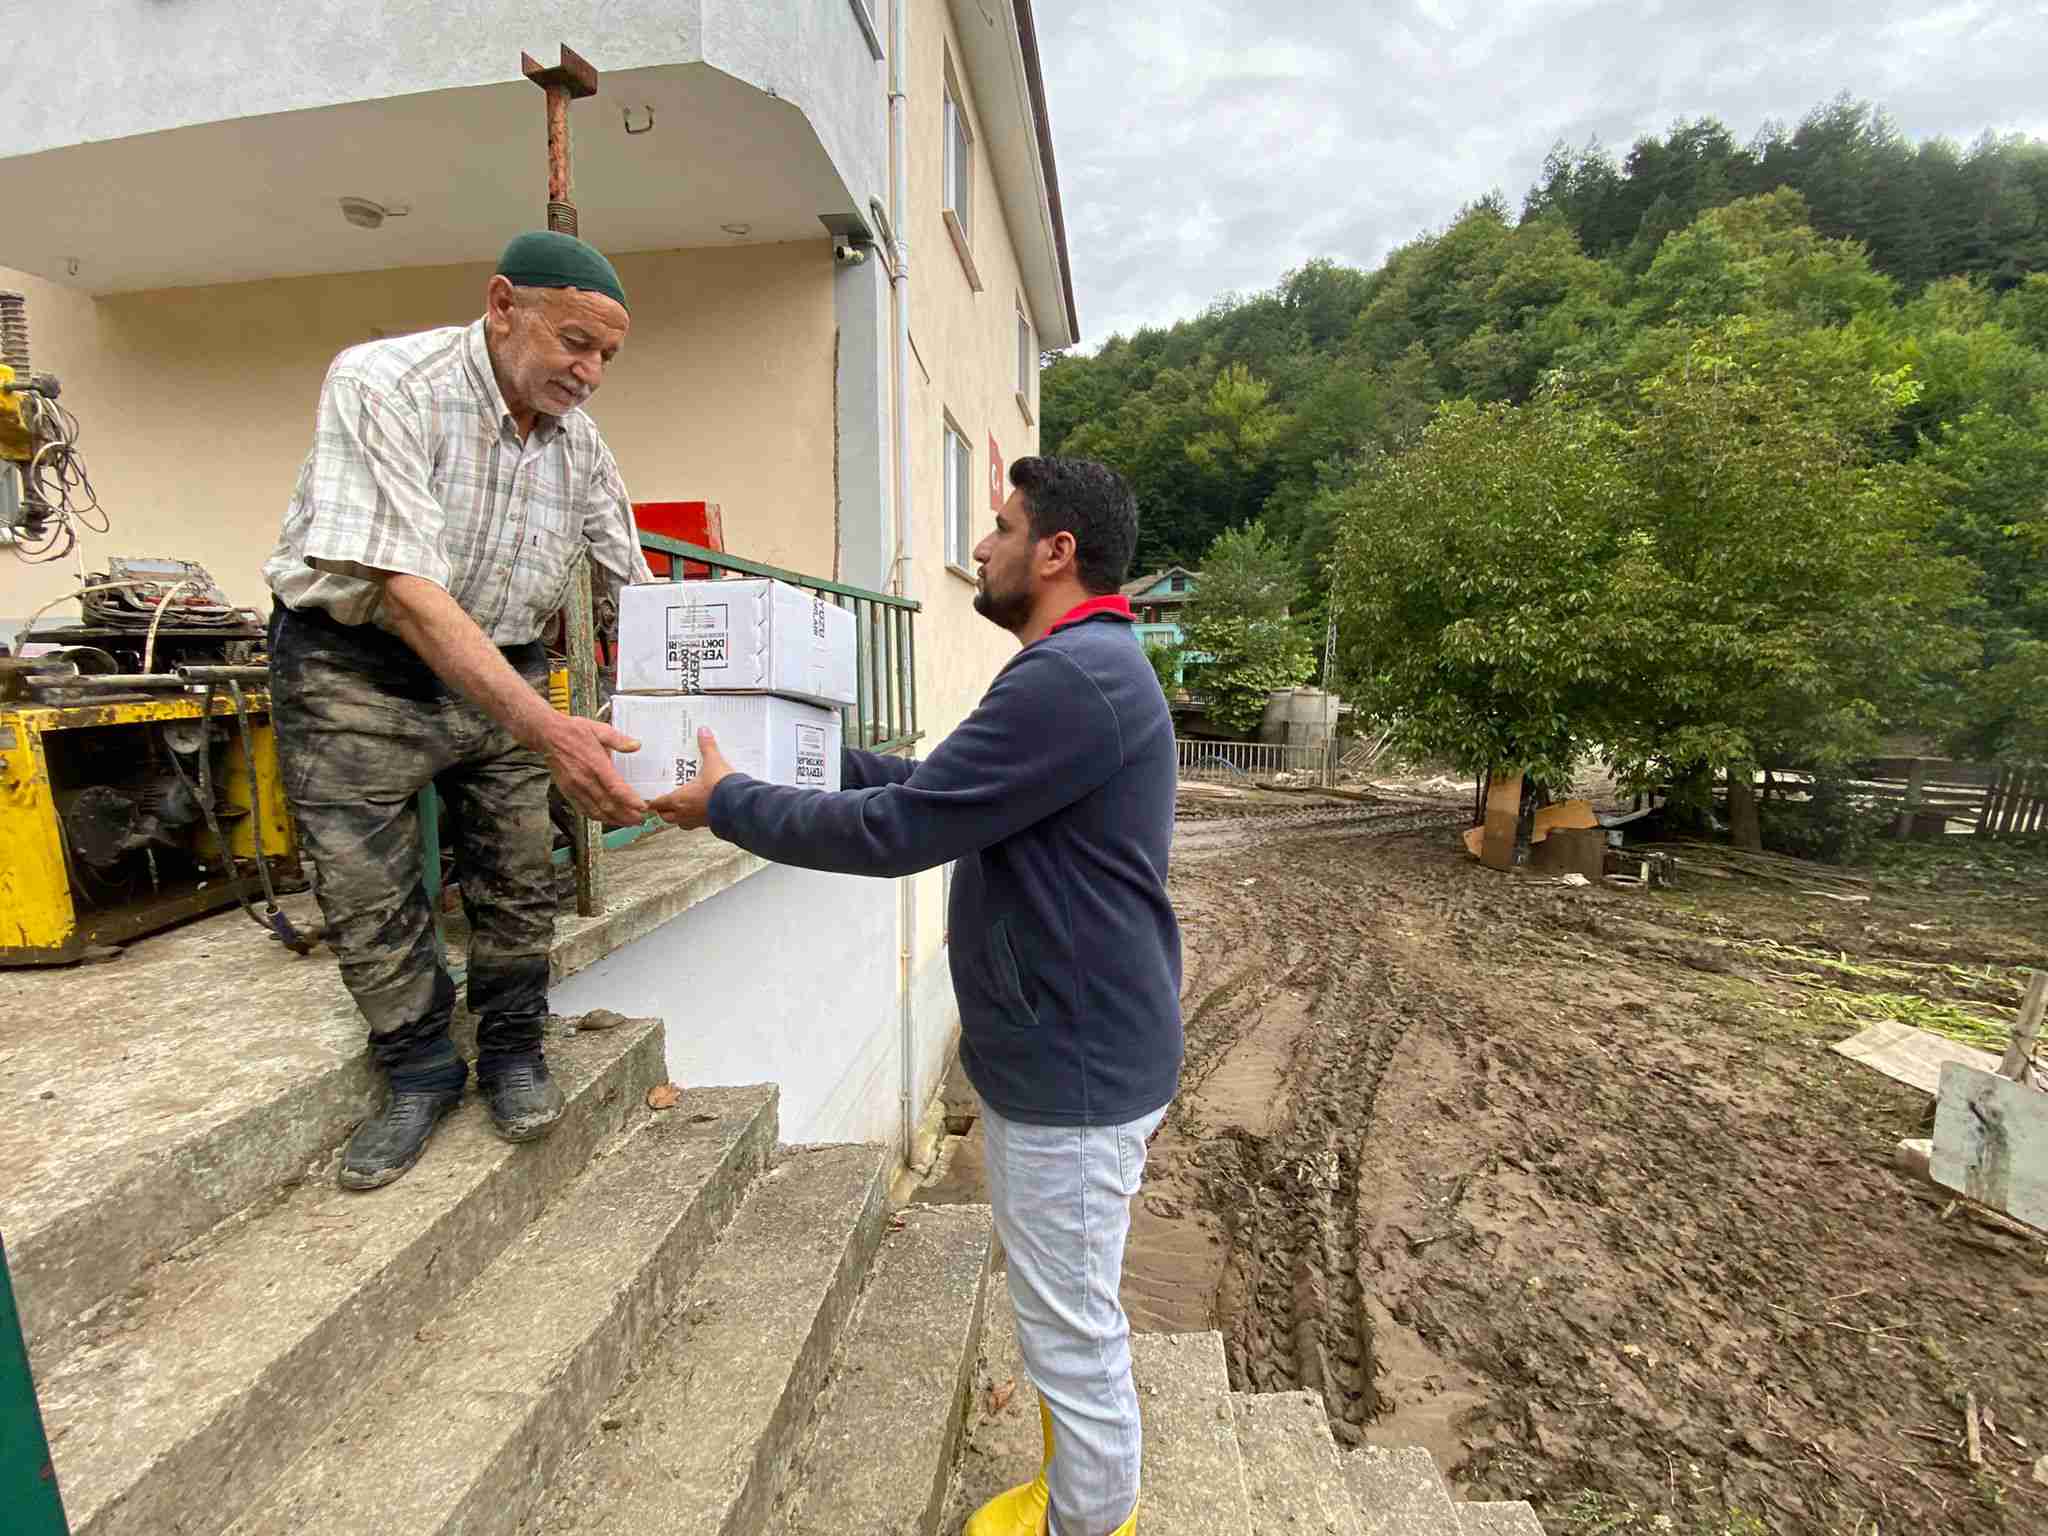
[
  {"xmin": 1977, "ymin": 764, "xmax": 2048, "ymax": 838},
  {"xmin": 1765, "ymin": 758, "xmax": 2045, "ymax": 838}
]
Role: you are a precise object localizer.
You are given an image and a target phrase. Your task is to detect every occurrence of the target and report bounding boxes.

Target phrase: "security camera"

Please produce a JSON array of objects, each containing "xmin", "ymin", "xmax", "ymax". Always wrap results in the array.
[{"xmin": 834, "ymin": 243, "xmax": 868, "ymax": 267}]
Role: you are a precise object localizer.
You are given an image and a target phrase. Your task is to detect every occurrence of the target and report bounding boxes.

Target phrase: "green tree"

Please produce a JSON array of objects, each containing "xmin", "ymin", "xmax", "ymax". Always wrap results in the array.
[
  {"xmin": 1329, "ymin": 329, "xmax": 1971, "ymax": 845},
  {"xmin": 1181, "ymin": 524, "xmax": 1314, "ymax": 735},
  {"xmin": 1329, "ymin": 394, "xmax": 1633, "ymax": 787},
  {"xmin": 1599, "ymin": 326, "xmax": 1970, "ymax": 836}
]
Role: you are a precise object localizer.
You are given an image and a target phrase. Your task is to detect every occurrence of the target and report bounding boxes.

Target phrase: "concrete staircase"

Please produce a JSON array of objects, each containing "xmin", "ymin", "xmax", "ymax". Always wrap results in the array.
[
  {"xmin": 22, "ymin": 1009, "xmax": 1538, "ymax": 1536},
  {"xmin": 945, "ymin": 1275, "xmax": 1545, "ymax": 1536}
]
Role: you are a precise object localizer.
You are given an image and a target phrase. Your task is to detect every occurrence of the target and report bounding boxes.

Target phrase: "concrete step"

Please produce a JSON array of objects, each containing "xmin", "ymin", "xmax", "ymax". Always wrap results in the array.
[
  {"xmin": 529, "ymin": 1141, "xmax": 892, "ymax": 1536},
  {"xmin": 1457, "ymin": 1500, "xmax": 1546, "ymax": 1536},
  {"xmin": 2, "ymin": 905, "xmax": 382, "ymax": 1352},
  {"xmin": 1132, "ymin": 1333, "xmax": 1256, "ymax": 1533},
  {"xmin": 223, "ymin": 1084, "xmax": 780, "ymax": 1536},
  {"xmin": 771, "ymin": 1203, "xmax": 995, "ymax": 1536},
  {"xmin": 942, "ymin": 1294, "xmax": 1255, "ymax": 1533},
  {"xmin": 33, "ymin": 1016, "xmax": 668, "ymax": 1536},
  {"xmin": 1343, "ymin": 1445, "xmax": 1465, "ymax": 1536},
  {"xmin": 1233, "ymin": 1391, "xmax": 1364, "ymax": 1535}
]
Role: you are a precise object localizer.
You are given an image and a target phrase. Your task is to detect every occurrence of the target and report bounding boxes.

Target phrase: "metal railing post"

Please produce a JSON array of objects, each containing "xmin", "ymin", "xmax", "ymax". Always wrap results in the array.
[{"xmin": 2, "ymin": 1235, "xmax": 70, "ymax": 1535}]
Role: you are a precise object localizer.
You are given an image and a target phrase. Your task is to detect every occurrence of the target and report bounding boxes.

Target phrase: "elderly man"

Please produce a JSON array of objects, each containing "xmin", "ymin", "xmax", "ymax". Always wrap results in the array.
[
  {"xmin": 264, "ymin": 231, "xmax": 652, "ymax": 1191},
  {"xmin": 654, "ymin": 457, "xmax": 1181, "ymax": 1536}
]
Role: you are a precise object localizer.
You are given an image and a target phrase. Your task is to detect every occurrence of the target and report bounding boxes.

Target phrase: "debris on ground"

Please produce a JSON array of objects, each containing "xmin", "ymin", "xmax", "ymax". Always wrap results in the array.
[
  {"xmin": 645, "ymin": 1083, "xmax": 681, "ymax": 1110},
  {"xmin": 1131, "ymin": 788, "xmax": 2047, "ymax": 1532},
  {"xmin": 1833, "ymin": 1019, "xmax": 2003, "ymax": 1094}
]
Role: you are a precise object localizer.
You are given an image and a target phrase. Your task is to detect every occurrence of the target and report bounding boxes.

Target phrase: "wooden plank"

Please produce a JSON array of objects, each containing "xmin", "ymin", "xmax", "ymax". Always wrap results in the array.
[
  {"xmin": 1479, "ymin": 771, "xmax": 1522, "ymax": 871},
  {"xmin": 2005, "ymin": 768, "xmax": 2033, "ymax": 835},
  {"xmin": 1999, "ymin": 973, "xmax": 2046, "ymax": 1085},
  {"xmin": 1833, "ymin": 1020, "xmax": 2001, "ymax": 1095},
  {"xmin": 1931, "ymin": 1062, "xmax": 2048, "ymax": 1231},
  {"xmin": 1977, "ymin": 768, "xmax": 2005, "ymax": 837}
]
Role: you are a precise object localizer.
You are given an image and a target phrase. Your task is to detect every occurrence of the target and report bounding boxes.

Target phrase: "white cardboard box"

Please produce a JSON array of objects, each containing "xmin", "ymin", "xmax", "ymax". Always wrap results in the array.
[
  {"xmin": 611, "ymin": 692, "xmax": 843, "ymax": 799},
  {"xmin": 616, "ymin": 578, "xmax": 858, "ymax": 707}
]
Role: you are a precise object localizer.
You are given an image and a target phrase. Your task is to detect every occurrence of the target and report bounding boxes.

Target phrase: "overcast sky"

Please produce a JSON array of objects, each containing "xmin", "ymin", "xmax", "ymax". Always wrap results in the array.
[{"xmin": 1031, "ymin": 0, "xmax": 2048, "ymax": 346}]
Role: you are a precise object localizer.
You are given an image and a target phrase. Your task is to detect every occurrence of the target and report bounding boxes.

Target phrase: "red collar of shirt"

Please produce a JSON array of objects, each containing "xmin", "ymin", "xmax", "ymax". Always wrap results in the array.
[{"xmin": 1047, "ymin": 594, "xmax": 1135, "ymax": 635}]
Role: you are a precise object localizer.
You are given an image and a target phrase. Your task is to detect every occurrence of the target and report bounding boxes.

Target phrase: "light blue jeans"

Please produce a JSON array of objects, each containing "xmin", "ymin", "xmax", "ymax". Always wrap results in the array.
[{"xmin": 981, "ymin": 1100, "xmax": 1170, "ymax": 1536}]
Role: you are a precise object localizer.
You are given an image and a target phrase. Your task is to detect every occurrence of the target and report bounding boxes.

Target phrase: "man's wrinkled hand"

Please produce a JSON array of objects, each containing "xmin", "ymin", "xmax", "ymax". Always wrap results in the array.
[
  {"xmin": 543, "ymin": 714, "xmax": 649, "ymax": 828},
  {"xmin": 650, "ymin": 727, "xmax": 737, "ymax": 830}
]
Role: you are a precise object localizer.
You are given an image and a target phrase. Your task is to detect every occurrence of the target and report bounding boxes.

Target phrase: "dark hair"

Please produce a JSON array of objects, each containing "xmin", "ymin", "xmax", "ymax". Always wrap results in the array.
[{"xmin": 1008, "ymin": 456, "xmax": 1138, "ymax": 595}]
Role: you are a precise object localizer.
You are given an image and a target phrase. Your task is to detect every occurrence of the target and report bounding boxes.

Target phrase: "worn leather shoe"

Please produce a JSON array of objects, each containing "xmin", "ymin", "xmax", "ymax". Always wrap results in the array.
[
  {"xmin": 338, "ymin": 1086, "xmax": 463, "ymax": 1190},
  {"xmin": 481, "ymin": 1056, "xmax": 566, "ymax": 1142}
]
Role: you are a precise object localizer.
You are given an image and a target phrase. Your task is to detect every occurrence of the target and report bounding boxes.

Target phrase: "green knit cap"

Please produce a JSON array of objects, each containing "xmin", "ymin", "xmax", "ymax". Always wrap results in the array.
[{"xmin": 495, "ymin": 230, "xmax": 628, "ymax": 312}]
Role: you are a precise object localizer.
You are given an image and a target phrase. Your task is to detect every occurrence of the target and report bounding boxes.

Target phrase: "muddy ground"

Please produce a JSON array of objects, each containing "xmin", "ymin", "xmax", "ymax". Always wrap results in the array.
[{"xmin": 1121, "ymin": 784, "xmax": 2047, "ymax": 1535}]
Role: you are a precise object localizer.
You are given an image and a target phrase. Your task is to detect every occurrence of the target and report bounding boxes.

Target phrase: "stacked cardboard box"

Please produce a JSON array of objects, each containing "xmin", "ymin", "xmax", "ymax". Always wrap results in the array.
[{"xmin": 611, "ymin": 578, "xmax": 856, "ymax": 799}]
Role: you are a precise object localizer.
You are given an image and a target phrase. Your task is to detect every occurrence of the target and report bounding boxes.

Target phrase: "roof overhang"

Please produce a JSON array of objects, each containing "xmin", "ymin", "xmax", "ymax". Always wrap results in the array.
[
  {"xmin": 0, "ymin": 62, "xmax": 861, "ymax": 296},
  {"xmin": 950, "ymin": 0, "xmax": 1080, "ymax": 348}
]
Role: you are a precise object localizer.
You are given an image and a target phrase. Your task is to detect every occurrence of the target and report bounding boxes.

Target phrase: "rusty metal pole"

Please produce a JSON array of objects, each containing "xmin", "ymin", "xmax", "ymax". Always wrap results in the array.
[
  {"xmin": 524, "ymin": 44, "xmax": 607, "ymax": 914},
  {"xmin": 521, "ymin": 45, "xmax": 598, "ymax": 236}
]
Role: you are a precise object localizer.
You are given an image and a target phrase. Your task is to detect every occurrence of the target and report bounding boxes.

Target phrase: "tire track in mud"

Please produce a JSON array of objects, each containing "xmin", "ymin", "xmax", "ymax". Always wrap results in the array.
[{"xmin": 1154, "ymin": 799, "xmax": 1467, "ymax": 1444}]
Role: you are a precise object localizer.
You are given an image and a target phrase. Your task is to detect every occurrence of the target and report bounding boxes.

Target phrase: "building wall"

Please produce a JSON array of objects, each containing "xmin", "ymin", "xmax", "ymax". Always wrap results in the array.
[
  {"xmin": 891, "ymin": 0, "xmax": 1047, "ymax": 983},
  {"xmin": 0, "ymin": 241, "xmax": 840, "ymax": 632},
  {"xmin": 552, "ymin": 862, "xmax": 902, "ymax": 1144}
]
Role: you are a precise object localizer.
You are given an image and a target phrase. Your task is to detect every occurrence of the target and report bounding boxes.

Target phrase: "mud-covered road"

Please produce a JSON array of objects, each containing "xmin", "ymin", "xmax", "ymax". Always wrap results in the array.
[{"xmin": 1126, "ymin": 786, "xmax": 2048, "ymax": 1534}]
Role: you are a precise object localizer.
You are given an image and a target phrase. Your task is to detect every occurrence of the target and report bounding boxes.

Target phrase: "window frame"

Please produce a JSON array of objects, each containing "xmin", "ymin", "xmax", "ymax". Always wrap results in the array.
[
  {"xmin": 941, "ymin": 56, "xmax": 984, "ymax": 292},
  {"xmin": 943, "ymin": 414, "xmax": 976, "ymax": 580},
  {"xmin": 1015, "ymin": 302, "xmax": 1035, "ymax": 424}
]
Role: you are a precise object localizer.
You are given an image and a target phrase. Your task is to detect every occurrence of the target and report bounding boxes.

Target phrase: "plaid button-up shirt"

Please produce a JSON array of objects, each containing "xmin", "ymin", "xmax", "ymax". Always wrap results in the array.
[{"xmin": 264, "ymin": 320, "xmax": 653, "ymax": 645}]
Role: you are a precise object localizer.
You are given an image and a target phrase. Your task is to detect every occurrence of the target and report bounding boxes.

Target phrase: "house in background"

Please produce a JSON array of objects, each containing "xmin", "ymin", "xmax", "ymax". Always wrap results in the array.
[
  {"xmin": 1125, "ymin": 564, "xmax": 1203, "ymax": 684},
  {"xmin": 0, "ymin": 0, "xmax": 1076, "ymax": 1159}
]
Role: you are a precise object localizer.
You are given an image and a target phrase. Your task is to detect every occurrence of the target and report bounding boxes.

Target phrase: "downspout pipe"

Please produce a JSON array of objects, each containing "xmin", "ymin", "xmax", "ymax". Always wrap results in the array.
[{"xmin": 889, "ymin": 0, "xmax": 918, "ymax": 1168}]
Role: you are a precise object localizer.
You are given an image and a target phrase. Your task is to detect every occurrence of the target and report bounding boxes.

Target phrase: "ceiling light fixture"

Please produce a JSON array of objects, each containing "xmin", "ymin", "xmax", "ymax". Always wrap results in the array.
[{"xmin": 339, "ymin": 196, "xmax": 411, "ymax": 230}]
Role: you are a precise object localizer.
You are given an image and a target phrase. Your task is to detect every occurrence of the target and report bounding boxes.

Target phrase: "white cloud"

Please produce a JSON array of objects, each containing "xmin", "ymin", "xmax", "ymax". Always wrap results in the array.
[{"xmin": 1031, "ymin": 0, "xmax": 2048, "ymax": 344}]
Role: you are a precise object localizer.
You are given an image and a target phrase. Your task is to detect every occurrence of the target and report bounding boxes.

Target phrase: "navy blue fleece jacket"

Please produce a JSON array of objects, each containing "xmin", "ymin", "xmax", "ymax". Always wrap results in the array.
[{"xmin": 706, "ymin": 610, "xmax": 1183, "ymax": 1126}]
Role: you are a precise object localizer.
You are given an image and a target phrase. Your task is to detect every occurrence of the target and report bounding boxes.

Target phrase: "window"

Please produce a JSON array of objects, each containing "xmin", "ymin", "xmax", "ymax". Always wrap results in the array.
[
  {"xmin": 1016, "ymin": 305, "xmax": 1035, "ymax": 422},
  {"xmin": 943, "ymin": 417, "xmax": 974, "ymax": 574},
  {"xmin": 942, "ymin": 59, "xmax": 983, "ymax": 291},
  {"xmin": 1171, "ymin": 573, "xmax": 1188, "ymax": 593}
]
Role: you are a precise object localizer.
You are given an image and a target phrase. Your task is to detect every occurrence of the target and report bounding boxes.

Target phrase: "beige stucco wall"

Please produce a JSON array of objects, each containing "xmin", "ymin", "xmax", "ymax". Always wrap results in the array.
[
  {"xmin": 891, "ymin": 0, "xmax": 1052, "ymax": 960},
  {"xmin": 0, "ymin": 241, "xmax": 838, "ymax": 630}
]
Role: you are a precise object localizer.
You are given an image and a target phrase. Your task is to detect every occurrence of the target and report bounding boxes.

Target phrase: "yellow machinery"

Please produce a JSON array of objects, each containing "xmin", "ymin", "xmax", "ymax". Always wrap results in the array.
[{"xmin": 0, "ymin": 681, "xmax": 301, "ymax": 965}]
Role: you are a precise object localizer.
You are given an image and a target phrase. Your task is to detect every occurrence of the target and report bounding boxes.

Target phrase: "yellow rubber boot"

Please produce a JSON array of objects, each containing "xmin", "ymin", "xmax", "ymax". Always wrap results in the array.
[
  {"xmin": 963, "ymin": 1396, "xmax": 1054, "ymax": 1535},
  {"xmin": 963, "ymin": 1396, "xmax": 1140, "ymax": 1536}
]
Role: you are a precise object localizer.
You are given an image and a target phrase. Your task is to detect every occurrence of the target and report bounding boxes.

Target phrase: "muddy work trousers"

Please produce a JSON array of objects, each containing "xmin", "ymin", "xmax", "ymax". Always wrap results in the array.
[{"xmin": 269, "ymin": 605, "xmax": 557, "ymax": 1092}]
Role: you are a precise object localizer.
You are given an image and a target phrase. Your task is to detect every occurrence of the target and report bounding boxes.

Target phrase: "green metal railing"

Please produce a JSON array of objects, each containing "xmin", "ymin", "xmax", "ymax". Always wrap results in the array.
[
  {"xmin": 420, "ymin": 539, "xmax": 920, "ymax": 933},
  {"xmin": 639, "ymin": 533, "xmax": 921, "ymax": 753},
  {"xmin": 2, "ymin": 1237, "xmax": 69, "ymax": 1534}
]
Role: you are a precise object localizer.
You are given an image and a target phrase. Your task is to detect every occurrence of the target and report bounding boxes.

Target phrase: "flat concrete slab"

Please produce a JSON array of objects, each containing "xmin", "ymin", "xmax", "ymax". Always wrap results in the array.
[
  {"xmin": 536, "ymin": 1142, "xmax": 891, "ymax": 1536},
  {"xmin": 1131, "ymin": 1332, "xmax": 1255, "ymax": 1534},
  {"xmin": 1233, "ymin": 1391, "xmax": 1363, "ymax": 1535},
  {"xmin": 37, "ymin": 1017, "xmax": 665, "ymax": 1536},
  {"xmin": 940, "ymin": 1264, "xmax": 1042, "ymax": 1528},
  {"xmin": 0, "ymin": 824, "xmax": 760, "ymax": 1347},
  {"xmin": 942, "ymin": 1304, "xmax": 1254, "ymax": 1533},
  {"xmin": 1343, "ymin": 1445, "xmax": 1463, "ymax": 1536},
  {"xmin": 1457, "ymin": 1500, "xmax": 1545, "ymax": 1536},
  {"xmin": 775, "ymin": 1203, "xmax": 994, "ymax": 1536},
  {"xmin": 225, "ymin": 1085, "xmax": 779, "ymax": 1536}
]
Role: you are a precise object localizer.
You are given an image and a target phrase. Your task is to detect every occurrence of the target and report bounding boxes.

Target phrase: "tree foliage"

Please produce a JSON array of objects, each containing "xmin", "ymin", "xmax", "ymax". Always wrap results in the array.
[
  {"xmin": 1181, "ymin": 524, "xmax": 1314, "ymax": 735},
  {"xmin": 1039, "ymin": 93, "xmax": 2048, "ymax": 764},
  {"xmin": 1331, "ymin": 330, "xmax": 1971, "ymax": 792}
]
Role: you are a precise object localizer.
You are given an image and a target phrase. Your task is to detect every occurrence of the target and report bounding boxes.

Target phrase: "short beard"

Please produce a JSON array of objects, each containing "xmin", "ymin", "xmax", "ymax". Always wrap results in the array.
[{"xmin": 973, "ymin": 581, "xmax": 1031, "ymax": 633}]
